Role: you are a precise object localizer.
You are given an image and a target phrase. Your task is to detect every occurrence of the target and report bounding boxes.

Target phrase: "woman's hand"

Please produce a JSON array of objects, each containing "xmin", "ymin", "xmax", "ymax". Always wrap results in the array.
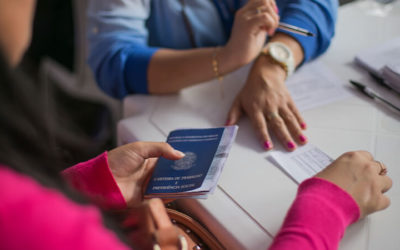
[
  {"xmin": 223, "ymin": 0, "xmax": 279, "ymax": 66},
  {"xmin": 226, "ymin": 54, "xmax": 307, "ymax": 151},
  {"xmin": 118, "ymin": 198, "xmax": 182, "ymax": 250},
  {"xmin": 316, "ymin": 151, "xmax": 392, "ymax": 219},
  {"xmin": 107, "ymin": 142, "xmax": 185, "ymax": 207}
]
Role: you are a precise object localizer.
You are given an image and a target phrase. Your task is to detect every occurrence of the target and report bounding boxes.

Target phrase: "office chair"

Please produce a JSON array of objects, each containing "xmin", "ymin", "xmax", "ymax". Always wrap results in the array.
[{"xmin": 38, "ymin": 0, "xmax": 121, "ymax": 163}]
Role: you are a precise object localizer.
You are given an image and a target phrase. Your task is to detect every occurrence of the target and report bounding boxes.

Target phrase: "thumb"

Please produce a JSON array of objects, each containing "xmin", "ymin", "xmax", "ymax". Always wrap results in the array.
[{"xmin": 132, "ymin": 142, "xmax": 185, "ymax": 160}]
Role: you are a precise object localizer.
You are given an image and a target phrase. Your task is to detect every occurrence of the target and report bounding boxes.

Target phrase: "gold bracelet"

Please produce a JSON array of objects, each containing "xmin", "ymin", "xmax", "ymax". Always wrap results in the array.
[
  {"xmin": 212, "ymin": 47, "xmax": 224, "ymax": 98},
  {"xmin": 212, "ymin": 47, "xmax": 223, "ymax": 82}
]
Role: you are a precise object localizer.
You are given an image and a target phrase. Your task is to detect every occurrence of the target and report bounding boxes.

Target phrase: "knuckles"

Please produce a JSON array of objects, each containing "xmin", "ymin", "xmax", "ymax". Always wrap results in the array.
[
  {"xmin": 342, "ymin": 151, "xmax": 357, "ymax": 159},
  {"xmin": 283, "ymin": 113, "xmax": 295, "ymax": 122},
  {"xmin": 272, "ymin": 117, "xmax": 285, "ymax": 128}
]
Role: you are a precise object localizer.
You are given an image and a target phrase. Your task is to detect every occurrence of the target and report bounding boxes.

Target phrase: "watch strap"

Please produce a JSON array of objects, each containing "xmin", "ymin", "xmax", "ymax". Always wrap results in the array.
[{"xmin": 260, "ymin": 42, "xmax": 295, "ymax": 78}]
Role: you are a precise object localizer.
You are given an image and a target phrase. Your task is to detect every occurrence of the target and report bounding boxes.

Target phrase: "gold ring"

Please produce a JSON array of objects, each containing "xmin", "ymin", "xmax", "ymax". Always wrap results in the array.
[
  {"xmin": 256, "ymin": 7, "xmax": 262, "ymax": 15},
  {"xmin": 378, "ymin": 161, "xmax": 387, "ymax": 175},
  {"xmin": 267, "ymin": 112, "xmax": 279, "ymax": 121}
]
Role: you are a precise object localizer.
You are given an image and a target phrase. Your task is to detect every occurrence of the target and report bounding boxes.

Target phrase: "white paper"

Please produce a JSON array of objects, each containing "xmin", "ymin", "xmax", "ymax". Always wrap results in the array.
[
  {"xmin": 286, "ymin": 62, "xmax": 351, "ymax": 111},
  {"xmin": 383, "ymin": 61, "xmax": 400, "ymax": 92},
  {"xmin": 269, "ymin": 144, "xmax": 333, "ymax": 184},
  {"xmin": 354, "ymin": 36, "xmax": 400, "ymax": 75}
]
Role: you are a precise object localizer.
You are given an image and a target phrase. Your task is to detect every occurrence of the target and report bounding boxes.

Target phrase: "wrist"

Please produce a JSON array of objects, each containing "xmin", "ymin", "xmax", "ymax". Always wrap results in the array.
[
  {"xmin": 220, "ymin": 45, "xmax": 247, "ymax": 73},
  {"xmin": 260, "ymin": 42, "xmax": 295, "ymax": 78},
  {"xmin": 269, "ymin": 32, "xmax": 304, "ymax": 66},
  {"xmin": 254, "ymin": 54, "xmax": 287, "ymax": 83}
]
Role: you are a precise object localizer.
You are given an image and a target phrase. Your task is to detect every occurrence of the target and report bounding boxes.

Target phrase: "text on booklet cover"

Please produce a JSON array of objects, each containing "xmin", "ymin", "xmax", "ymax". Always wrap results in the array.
[{"xmin": 145, "ymin": 126, "xmax": 238, "ymax": 198}]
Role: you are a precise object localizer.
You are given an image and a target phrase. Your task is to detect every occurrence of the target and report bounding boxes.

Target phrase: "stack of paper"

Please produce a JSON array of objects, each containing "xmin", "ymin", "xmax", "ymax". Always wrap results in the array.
[
  {"xmin": 382, "ymin": 61, "xmax": 400, "ymax": 93},
  {"xmin": 144, "ymin": 126, "xmax": 238, "ymax": 199},
  {"xmin": 354, "ymin": 36, "xmax": 400, "ymax": 92}
]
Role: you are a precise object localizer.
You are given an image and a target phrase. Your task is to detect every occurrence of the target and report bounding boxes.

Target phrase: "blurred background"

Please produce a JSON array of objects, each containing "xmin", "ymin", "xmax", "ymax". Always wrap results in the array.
[{"xmin": 19, "ymin": 0, "xmax": 356, "ymax": 164}]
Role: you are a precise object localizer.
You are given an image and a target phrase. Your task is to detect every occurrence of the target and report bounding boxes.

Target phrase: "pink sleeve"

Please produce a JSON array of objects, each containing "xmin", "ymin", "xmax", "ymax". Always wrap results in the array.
[
  {"xmin": 269, "ymin": 177, "xmax": 360, "ymax": 250},
  {"xmin": 62, "ymin": 152, "xmax": 127, "ymax": 210},
  {"xmin": 0, "ymin": 167, "xmax": 130, "ymax": 250}
]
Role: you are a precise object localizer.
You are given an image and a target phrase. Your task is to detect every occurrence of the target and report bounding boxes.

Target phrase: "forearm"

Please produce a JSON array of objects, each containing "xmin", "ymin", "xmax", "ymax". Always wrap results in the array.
[
  {"xmin": 251, "ymin": 32, "xmax": 304, "ymax": 81},
  {"xmin": 269, "ymin": 178, "xmax": 360, "ymax": 250},
  {"xmin": 147, "ymin": 47, "xmax": 242, "ymax": 94},
  {"xmin": 277, "ymin": 0, "xmax": 338, "ymax": 62},
  {"xmin": 62, "ymin": 152, "xmax": 127, "ymax": 210}
]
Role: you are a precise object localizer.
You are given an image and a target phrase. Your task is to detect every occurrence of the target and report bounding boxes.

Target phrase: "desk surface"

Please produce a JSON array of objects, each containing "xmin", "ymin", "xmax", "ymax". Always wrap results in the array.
[{"xmin": 118, "ymin": 1, "xmax": 400, "ymax": 249}]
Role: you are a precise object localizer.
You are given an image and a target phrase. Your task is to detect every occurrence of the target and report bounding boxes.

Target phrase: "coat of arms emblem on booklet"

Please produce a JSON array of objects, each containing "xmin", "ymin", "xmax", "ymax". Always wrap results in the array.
[{"xmin": 144, "ymin": 126, "xmax": 238, "ymax": 199}]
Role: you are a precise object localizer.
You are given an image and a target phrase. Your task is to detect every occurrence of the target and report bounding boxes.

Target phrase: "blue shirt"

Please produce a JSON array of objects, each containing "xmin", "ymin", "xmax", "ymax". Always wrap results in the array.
[{"xmin": 87, "ymin": 0, "xmax": 338, "ymax": 99}]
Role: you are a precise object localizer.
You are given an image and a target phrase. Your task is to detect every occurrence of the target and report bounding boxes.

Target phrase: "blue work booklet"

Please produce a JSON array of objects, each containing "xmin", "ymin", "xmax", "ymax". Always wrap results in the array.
[{"xmin": 144, "ymin": 126, "xmax": 238, "ymax": 199}]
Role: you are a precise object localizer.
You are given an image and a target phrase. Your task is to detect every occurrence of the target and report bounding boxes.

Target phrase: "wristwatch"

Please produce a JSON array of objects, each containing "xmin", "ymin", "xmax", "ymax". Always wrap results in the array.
[{"xmin": 261, "ymin": 42, "xmax": 295, "ymax": 78}]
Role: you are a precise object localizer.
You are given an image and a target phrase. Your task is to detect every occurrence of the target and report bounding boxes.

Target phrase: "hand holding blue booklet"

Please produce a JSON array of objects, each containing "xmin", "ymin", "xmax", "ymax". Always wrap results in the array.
[{"xmin": 144, "ymin": 126, "xmax": 238, "ymax": 199}]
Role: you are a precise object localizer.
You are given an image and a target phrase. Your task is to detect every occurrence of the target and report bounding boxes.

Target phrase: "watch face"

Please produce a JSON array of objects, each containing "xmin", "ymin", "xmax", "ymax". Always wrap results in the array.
[{"xmin": 270, "ymin": 44, "xmax": 290, "ymax": 61}]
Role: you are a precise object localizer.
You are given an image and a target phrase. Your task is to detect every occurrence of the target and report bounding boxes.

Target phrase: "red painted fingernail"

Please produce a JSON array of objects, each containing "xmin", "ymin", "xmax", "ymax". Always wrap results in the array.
[
  {"xmin": 300, "ymin": 123, "xmax": 307, "ymax": 129},
  {"xmin": 287, "ymin": 141, "xmax": 296, "ymax": 149},
  {"xmin": 299, "ymin": 134, "xmax": 307, "ymax": 143},
  {"xmin": 269, "ymin": 29, "xmax": 275, "ymax": 36},
  {"xmin": 264, "ymin": 141, "xmax": 273, "ymax": 150},
  {"xmin": 225, "ymin": 119, "xmax": 231, "ymax": 126},
  {"xmin": 275, "ymin": 5, "xmax": 279, "ymax": 13}
]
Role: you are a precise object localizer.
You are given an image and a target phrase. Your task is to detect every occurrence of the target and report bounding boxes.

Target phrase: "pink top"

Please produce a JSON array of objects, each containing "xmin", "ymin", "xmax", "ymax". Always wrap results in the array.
[
  {"xmin": 0, "ymin": 152, "xmax": 360, "ymax": 249},
  {"xmin": 269, "ymin": 178, "xmax": 360, "ymax": 250}
]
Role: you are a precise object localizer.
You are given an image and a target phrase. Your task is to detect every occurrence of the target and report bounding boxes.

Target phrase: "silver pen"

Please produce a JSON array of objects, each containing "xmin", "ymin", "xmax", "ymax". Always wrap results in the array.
[{"xmin": 278, "ymin": 22, "xmax": 315, "ymax": 37}]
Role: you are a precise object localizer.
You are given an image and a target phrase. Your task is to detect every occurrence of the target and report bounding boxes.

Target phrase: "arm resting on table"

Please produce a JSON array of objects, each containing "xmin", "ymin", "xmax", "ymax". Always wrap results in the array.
[{"xmin": 269, "ymin": 177, "xmax": 360, "ymax": 250}]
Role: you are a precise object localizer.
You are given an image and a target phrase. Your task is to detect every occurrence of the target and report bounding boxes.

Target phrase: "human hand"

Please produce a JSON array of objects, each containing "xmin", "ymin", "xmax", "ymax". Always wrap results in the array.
[
  {"xmin": 223, "ymin": 0, "xmax": 279, "ymax": 66},
  {"xmin": 108, "ymin": 142, "xmax": 185, "ymax": 207},
  {"xmin": 226, "ymin": 55, "xmax": 307, "ymax": 151},
  {"xmin": 117, "ymin": 198, "xmax": 182, "ymax": 250},
  {"xmin": 316, "ymin": 151, "xmax": 392, "ymax": 219}
]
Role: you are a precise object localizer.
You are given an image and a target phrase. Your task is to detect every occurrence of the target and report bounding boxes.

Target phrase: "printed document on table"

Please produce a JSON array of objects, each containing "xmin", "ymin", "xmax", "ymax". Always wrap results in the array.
[
  {"xmin": 269, "ymin": 144, "xmax": 333, "ymax": 184},
  {"xmin": 286, "ymin": 62, "xmax": 350, "ymax": 111}
]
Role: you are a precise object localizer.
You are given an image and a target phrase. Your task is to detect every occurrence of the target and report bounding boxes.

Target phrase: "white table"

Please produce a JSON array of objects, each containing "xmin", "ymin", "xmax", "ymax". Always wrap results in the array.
[{"xmin": 118, "ymin": 1, "xmax": 400, "ymax": 249}]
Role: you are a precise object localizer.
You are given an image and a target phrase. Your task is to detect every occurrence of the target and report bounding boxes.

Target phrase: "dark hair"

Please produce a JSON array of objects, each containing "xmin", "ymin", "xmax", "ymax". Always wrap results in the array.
[{"xmin": 0, "ymin": 51, "xmax": 129, "ymax": 246}]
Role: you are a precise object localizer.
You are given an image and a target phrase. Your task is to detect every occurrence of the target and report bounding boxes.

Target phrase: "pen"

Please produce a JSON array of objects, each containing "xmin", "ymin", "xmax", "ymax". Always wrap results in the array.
[
  {"xmin": 368, "ymin": 71, "xmax": 400, "ymax": 95},
  {"xmin": 349, "ymin": 80, "xmax": 400, "ymax": 112},
  {"xmin": 278, "ymin": 22, "xmax": 315, "ymax": 37}
]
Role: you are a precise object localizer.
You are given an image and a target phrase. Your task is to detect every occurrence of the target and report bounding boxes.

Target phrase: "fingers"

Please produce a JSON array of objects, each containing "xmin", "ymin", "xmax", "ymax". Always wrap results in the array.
[
  {"xmin": 288, "ymin": 101, "xmax": 307, "ymax": 130},
  {"xmin": 125, "ymin": 199, "xmax": 180, "ymax": 249},
  {"xmin": 372, "ymin": 160, "xmax": 388, "ymax": 176},
  {"xmin": 376, "ymin": 195, "xmax": 391, "ymax": 212},
  {"xmin": 242, "ymin": 0, "xmax": 279, "ymax": 33},
  {"xmin": 148, "ymin": 198, "xmax": 172, "ymax": 229},
  {"xmin": 246, "ymin": 107, "xmax": 306, "ymax": 151},
  {"xmin": 279, "ymin": 108, "xmax": 307, "ymax": 145},
  {"xmin": 226, "ymin": 99, "xmax": 243, "ymax": 126},
  {"xmin": 357, "ymin": 150, "xmax": 374, "ymax": 160},
  {"xmin": 264, "ymin": 0, "xmax": 279, "ymax": 33},
  {"xmin": 250, "ymin": 7, "xmax": 279, "ymax": 26},
  {"xmin": 131, "ymin": 142, "xmax": 185, "ymax": 160},
  {"xmin": 248, "ymin": 110, "xmax": 273, "ymax": 150},
  {"xmin": 234, "ymin": 101, "xmax": 307, "ymax": 151},
  {"xmin": 380, "ymin": 174, "xmax": 393, "ymax": 193},
  {"xmin": 267, "ymin": 112, "xmax": 297, "ymax": 151},
  {"xmin": 250, "ymin": 12, "xmax": 279, "ymax": 35},
  {"xmin": 267, "ymin": 0, "xmax": 278, "ymax": 14},
  {"xmin": 324, "ymin": 151, "xmax": 392, "ymax": 219},
  {"xmin": 370, "ymin": 161, "xmax": 392, "ymax": 213},
  {"xmin": 153, "ymin": 227, "xmax": 181, "ymax": 248},
  {"xmin": 247, "ymin": 0, "xmax": 277, "ymax": 11}
]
